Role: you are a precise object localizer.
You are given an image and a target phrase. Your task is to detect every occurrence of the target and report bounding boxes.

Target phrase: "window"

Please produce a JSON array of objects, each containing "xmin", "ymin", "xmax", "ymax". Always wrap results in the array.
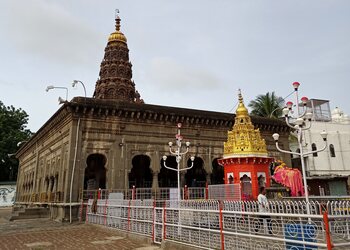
[
  {"xmin": 329, "ymin": 144, "xmax": 336, "ymax": 157},
  {"xmin": 312, "ymin": 143, "xmax": 318, "ymax": 157}
]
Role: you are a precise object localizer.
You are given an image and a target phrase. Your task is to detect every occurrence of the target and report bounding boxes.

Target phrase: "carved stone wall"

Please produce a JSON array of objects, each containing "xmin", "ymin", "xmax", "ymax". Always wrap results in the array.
[{"xmin": 16, "ymin": 98, "xmax": 290, "ymax": 220}]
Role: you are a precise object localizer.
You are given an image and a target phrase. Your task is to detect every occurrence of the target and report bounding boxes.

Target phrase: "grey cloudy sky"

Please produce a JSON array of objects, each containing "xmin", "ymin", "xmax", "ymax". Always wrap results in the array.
[{"xmin": 1, "ymin": 0, "xmax": 349, "ymax": 132}]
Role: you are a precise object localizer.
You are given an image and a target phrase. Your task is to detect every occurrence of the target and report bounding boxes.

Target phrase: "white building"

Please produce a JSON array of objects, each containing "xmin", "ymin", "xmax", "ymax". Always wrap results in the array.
[{"xmin": 291, "ymin": 99, "xmax": 350, "ymax": 196}]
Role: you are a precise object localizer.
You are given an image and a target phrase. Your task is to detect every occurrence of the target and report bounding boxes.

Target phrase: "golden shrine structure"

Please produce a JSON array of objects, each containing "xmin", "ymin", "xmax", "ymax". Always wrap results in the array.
[{"xmin": 218, "ymin": 90, "xmax": 274, "ymax": 200}]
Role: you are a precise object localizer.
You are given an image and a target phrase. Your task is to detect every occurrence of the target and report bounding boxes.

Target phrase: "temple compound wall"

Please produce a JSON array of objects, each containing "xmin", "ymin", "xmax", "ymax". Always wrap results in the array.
[{"xmin": 15, "ymin": 97, "xmax": 290, "ymax": 220}]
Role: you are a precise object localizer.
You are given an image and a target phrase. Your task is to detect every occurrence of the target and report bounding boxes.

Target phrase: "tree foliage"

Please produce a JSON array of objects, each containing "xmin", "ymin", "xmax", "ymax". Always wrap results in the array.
[
  {"xmin": 0, "ymin": 101, "xmax": 32, "ymax": 181},
  {"xmin": 248, "ymin": 92, "xmax": 284, "ymax": 118}
]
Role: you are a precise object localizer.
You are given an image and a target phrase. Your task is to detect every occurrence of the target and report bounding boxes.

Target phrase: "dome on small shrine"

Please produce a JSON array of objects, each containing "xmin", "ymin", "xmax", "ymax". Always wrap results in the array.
[
  {"xmin": 235, "ymin": 90, "xmax": 249, "ymax": 118},
  {"xmin": 332, "ymin": 107, "xmax": 350, "ymax": 124}
]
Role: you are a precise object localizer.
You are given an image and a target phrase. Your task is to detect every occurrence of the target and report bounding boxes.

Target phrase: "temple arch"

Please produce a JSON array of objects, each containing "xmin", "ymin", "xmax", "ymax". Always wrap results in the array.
[
  {"xmin": 240, "ymin": 174, "xmax": 252, "ymax": 200},
  {"xmin": 210, "ymin": 158, "xmax": 224, "ymax": 184},
  {"xmin": 185, "ymin": 157, "xmax": 207, "ymax": 187},
  {"xmin": 158, "ymin": 156, "xmax": 177, "ymax": 187},
  {"xmin": 128, "ymin": 155, "xmax": 152, "ymax": 188},
  {"xmin": 84, "ymin": 153, "xmax": 107, "ymax": 190}
]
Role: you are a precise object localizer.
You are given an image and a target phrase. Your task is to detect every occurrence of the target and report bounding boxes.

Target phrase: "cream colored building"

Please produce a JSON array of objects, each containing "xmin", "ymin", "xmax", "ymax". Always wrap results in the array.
[{"xmin": 290, "ymin": 99, "xmax": 350, "ymax": 195}]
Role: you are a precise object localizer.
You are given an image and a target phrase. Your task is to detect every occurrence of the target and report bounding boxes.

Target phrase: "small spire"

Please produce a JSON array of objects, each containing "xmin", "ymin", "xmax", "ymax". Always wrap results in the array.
[
  {"xmin": 115, "ymin": 9, "xmax": 121, "ymax": 31},
  {"xmin": 238, "ymin": 89, "xmax": 244, "ymax": 104}
]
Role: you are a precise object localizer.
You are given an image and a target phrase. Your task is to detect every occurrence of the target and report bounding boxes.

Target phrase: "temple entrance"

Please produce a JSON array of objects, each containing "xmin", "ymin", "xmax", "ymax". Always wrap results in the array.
[
  {"xmin": 185, "ymin": 157, "xmax": 207, "ymax": 187},
  {"xmin": 84, "ymin": 154, "xmax": 107, "ymax": 190},
  {"xmin": 158, "ymin": 156, "xmax": 177, "ymax": 187},
  {"xmin": 240, "ymin": 174, "xmax": 252, "ymax": 200},
  {"xmin": 211, "ymin": 158, "xmax": 224, "ymax": 184},
  {"xmin": 128, "ymin": 155, "xmax": 152, "ymax": 188}
]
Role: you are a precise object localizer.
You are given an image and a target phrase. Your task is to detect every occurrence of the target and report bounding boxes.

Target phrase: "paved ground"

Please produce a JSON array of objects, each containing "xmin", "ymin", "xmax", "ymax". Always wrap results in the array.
[{"xmin": 0, "ymin": 207, "xmax": 160, "ymax": 250}]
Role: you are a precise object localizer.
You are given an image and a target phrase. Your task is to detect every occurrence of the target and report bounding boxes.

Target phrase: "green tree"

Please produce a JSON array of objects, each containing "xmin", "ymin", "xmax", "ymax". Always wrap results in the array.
[
  {"xmin": 248, "ymin": 92, "xmax": 284, "ymax": 118},
  {"xmin": 0, "ymin": 101, "xmax": 32, "ymax": 182}
]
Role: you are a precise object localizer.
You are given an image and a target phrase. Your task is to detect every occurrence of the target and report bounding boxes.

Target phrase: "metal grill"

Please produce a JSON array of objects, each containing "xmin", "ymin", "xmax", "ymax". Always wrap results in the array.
[
  {"xmin": 208, "ymin": 184, "xmax": 241, "ymax": 200},
  {"xmin": 84, "ymin": 199, "xmax": 350, "ymax": 249}
]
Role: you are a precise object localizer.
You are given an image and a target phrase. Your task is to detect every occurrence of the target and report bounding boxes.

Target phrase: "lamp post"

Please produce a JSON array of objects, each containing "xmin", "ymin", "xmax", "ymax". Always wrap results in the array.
[
  {"xmin": 72, "ymin": 80, "xmax": 87, "ymax": 99},
  {"xmin": 163, "ymin": 123, "xmax": 195, "ymax": 201},
  {"xmin": 69, "ymin": 79, "xmax": 86, "ymax": 223},
  {"xmin": 268, "ymin": 90, "xmax": 297, "ymax": 118},
  {"xmin": 272, "ymin": 82, "xmax": 328, "ymax": 216},
  {"xmin": 269, "ymin": 107, "xmax": 283, "ymax": 118},
  {"xmin": 46, "ymin": 85, "xmax": 69, "ymax": 103}
]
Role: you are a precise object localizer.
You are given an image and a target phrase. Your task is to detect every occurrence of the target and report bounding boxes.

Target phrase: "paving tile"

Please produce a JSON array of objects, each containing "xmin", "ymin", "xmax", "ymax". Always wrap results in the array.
[{"xmin": 0, "ymin": 217, "xmax": 161, "ymax": 250}]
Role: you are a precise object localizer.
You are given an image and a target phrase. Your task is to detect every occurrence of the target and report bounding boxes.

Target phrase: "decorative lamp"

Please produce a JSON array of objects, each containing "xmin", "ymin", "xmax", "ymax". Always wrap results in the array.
[
  {"xmin": 301, "ymin": 96, "xmax": 309, "ymax": 105},
  {"xmin": 272, "ymin": 133, "xmax": 280, "ymax": 142},
  {"xmin": 286, "ymin": 101, "xmax": 293, "ymax": 110},
  {"xmin": 320, "ymin": 131, "xmax": 328, "ymax": 141},
  {"xmin": 292, "ymin": 82, "xmax": 300, "ymax": 90},
  {"xmin": 282, "ymin": 108, "xmax": 290, "ymax": 117}
]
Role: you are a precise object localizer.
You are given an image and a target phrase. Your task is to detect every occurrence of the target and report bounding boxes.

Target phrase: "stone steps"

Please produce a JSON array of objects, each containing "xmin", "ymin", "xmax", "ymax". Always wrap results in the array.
[{"xmin": 8, "ymin": 207, "xmax": 50, "ymax": 221}]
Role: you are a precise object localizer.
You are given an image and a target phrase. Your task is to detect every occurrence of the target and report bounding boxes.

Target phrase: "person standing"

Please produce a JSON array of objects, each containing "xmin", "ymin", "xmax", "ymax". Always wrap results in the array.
[{"xmin": 257, "ymin": 187, "xmax": 272, "ymax": 234}]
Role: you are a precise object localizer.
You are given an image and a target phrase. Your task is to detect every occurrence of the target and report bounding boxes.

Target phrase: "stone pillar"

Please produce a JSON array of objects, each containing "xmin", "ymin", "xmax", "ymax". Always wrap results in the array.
[
  {"xmin": 206, "ymin": 173, "xmax": 211, "ymax": 185},
  {"xmin": 150, "ymin": 152, "xmax": 160, "ymax": 191},
  {"xmin": 48, "ymin": 178, "xmax": 52, "ymax": 193},
  {"xmin": 152, "ymin": 171, "xmax": 159, "ymax": 190},
  {"xmin": 180, "ymin": 172, "xmax": 186, "ymax": 188}
]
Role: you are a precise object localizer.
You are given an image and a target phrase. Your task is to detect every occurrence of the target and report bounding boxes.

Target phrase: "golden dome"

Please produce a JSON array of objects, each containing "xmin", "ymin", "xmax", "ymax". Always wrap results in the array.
[
  {"xmin": 223, "ymin": 89, "xmax": 268, "ymax": 157},
  {"xmin": 108, "ymin": 31, "xmax": 127, "ymax": 43},
  {"xmin": 235, "ymin": 89, "xmax": 249, "ymax": 117},
  {"xmin": 108, "ymin": 15, "xmax": 127, "ymax": 44}
]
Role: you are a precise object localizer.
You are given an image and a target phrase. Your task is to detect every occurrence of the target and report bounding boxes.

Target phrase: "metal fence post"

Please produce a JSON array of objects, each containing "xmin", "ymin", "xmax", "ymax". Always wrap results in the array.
[
  {"xmin": 184, "ymin": 185, "xmax": 188, "ymax": 200},
  {"xmin": 132, "ymin": 185, "xmax": 136, "ymax": 200},
  {"xmin": 152, "ymin": 200, "xmax": 156, "ymax": 242},
  {"xmin": 104, "ymin": 198, "xmax": 108, "ymax": 226},
  {"xmin": 163, "ymin": 202, "xmax": 167, "ymax": 240},
  {"xmin": 128, "ymin": 200, "xmax": 131, "ymax": 231},
  {"xmin": 79, "ymin": 199, "xmax": 83, "ymax": 222},
  {"xmin": 323, "ymin": 211, "xmax": 333, "ymax": 250},
  {"xmin": 98, "ymin": 188, "xmax": 101, "ymax": 199},
  {"xmin": 205, "ymin": 182, "xmax": 209, "ymax": 200},
  {"xmin": 219, "ymin": 200, "xmax": 225, "ymax": 250},
  {"xmin": 85, "ymin": 201, "xmax": 89, "ymax": 223}
]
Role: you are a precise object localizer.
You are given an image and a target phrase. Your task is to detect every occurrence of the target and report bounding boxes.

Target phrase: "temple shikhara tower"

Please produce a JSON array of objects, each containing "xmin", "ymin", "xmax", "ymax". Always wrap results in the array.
[
  {"xmin": 219, "ymin": 90, "xmax": 273, "ymax": 200},
  {"xmin": 94, "ymin": 15, "xmax": 143, "ymax": 103}
]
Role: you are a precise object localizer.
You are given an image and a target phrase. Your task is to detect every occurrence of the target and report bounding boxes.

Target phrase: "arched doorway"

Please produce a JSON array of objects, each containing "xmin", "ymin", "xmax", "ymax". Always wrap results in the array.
[
  {"xmin": 158, "ymin": 156, "xmax": 177, "ymax": 187},
  {"xmin": 185, "ymin": 157, "xmax": 207, "ymax": 187},
  {"xmin": 211, "ymin": 158, "xmax": 224, "ymax": 184},
  {"xmin": 128, "ymin": 155, "xmax": 152, "ymax": 188},
  {"xmin": 240, "ymin": 174, "xmax": 252, "ymax": 200},
  {"xmin": 84, "ymin": 154, "xmax": 107, "ymax": 190}
]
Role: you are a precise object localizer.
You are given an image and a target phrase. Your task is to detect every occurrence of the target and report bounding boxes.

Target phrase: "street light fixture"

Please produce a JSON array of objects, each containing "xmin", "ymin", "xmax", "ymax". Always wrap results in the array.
[
  {"xmin": 72, "ymin": 80, "xmax": 87, "ymax": 99},
  {"xmin": 272, "ymin": 82, "xmax": 328, "ymax": 216},
  {"xmin": 163, "ymin": 123, "xmax": 195, "ymax": 201},
  {"xmin": 46, "ymin": 85, "xmax": 69, "ymax": 103},
  {"xmin": 17, "ymin": 141, "xmax": 28, "ymax": 147}
]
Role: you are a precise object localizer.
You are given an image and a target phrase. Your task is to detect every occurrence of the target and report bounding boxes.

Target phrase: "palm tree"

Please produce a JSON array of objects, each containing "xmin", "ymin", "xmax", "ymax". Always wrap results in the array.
[{"xmin": 248, "ymin": 92, "xmax": 284, "ymax": 118}]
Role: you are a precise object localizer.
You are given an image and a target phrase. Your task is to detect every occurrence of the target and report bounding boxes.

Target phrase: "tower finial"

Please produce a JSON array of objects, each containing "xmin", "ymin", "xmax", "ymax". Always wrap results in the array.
[
  {"xmin": 238, "ymin": 88, "xmax": 243, "ymax": 103},
  {"xmin": 115, "ymin": 9, "xmax": 121, "ymax": 31}
]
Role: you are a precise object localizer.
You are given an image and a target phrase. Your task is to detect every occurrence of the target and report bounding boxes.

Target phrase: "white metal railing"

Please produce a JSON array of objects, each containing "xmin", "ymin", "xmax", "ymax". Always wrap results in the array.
[
  {"xmin": 80, "ymin": 184, "xmax": 242, "ymax": 202},
  {"xmin": 82, "ymin": 199, "xmax": 350, "ymax": 249},
  {"xmin": 208, "ymin": 184, "xmax": 241, "ymax": 201}
]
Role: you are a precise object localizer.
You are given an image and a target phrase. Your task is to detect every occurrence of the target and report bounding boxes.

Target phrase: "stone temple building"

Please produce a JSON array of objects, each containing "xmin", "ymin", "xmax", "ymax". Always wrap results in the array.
[{"xmin": 15, "ymin": 15, "xmax": 290, "ymax": 220}]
